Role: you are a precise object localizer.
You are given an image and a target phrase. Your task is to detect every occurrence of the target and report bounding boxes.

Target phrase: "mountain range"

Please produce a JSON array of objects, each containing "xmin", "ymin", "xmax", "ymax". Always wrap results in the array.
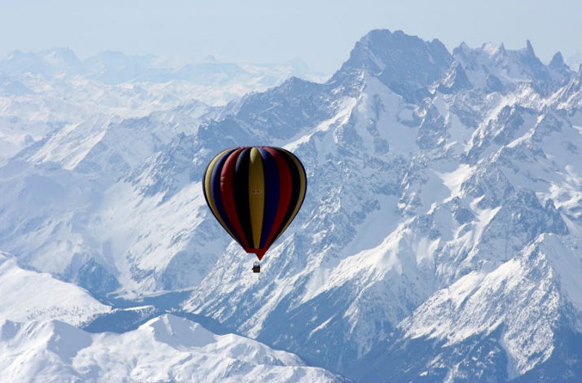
[{"xmin": 0, "ymin": 29, "xmax": 580, "ymax": 382}]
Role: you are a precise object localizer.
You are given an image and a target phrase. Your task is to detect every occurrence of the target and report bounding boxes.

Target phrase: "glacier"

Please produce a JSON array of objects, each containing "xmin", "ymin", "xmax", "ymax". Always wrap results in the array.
[{"xmin": 0, "ymin": 29, "xmax": 580, "ymax": 382}]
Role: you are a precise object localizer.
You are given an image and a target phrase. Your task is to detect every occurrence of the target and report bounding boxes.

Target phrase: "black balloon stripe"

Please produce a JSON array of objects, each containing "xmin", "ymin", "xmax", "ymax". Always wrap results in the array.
[{"xmin": 233, "ymin": 147, "xmax": 253, "ymax": 248}]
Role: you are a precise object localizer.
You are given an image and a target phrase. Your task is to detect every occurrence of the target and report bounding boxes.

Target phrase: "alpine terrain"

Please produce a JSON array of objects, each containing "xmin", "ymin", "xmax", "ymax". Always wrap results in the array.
[{"xmin": 0, "ymin": 29, "xmax": 580, "ymax": 383}]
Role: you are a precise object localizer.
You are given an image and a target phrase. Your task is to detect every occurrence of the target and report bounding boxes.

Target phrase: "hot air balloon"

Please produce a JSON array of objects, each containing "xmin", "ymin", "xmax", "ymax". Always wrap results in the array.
[{"xmin": 202, "ymin": 146, "xmax": 307, "ymax": 272}]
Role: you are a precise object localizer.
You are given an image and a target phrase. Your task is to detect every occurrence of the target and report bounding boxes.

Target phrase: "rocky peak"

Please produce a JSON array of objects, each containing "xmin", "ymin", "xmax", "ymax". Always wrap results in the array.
[{"xmin": 330, "ymin": 29, "xmax": 453, "ymax": 102}]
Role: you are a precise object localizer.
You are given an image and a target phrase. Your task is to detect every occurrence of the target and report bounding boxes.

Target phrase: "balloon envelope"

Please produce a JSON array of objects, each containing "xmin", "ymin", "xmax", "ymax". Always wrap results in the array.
[{"xmin": 203, "ymin": 146, "xmax": 307, "ymax": 260}]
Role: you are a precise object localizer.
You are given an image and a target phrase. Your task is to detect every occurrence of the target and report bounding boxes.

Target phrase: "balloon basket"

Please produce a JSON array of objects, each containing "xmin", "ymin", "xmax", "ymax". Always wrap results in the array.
[{"xmin": 252, "ymin": 262, "xmax": 261, "ymax": 273}]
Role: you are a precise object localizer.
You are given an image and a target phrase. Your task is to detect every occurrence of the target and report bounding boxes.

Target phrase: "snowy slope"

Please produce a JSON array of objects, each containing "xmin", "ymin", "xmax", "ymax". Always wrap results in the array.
[
  {"xmin": 0, "ymin": 314, "xmax": 341, "ymax": 383},
  {"xmin": 0, "ymin": 252, "xmax": 109, "ymax": 326},
  {"xmin": 356, "ymin": 233, "xmax": 581, "ymax": 383}
]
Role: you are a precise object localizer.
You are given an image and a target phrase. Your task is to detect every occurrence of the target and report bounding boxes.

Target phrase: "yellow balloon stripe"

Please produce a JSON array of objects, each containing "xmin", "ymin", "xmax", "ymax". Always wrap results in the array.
[{"xmin": 248, "ymin": 147, "xmax": 265, "ymax": 249}]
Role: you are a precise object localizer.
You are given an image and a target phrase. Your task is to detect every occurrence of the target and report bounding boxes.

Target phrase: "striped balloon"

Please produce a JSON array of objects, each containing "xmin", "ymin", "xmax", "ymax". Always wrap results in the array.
[{"xmin": 203, "ymin": 146, "xmax": 307, "ymax": 260}]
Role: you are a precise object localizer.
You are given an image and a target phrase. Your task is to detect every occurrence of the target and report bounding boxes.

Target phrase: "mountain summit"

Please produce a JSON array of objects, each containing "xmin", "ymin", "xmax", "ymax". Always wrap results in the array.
[{"xmin": 332, "ymin": 29, "xmax": 453, "ymax": 101}]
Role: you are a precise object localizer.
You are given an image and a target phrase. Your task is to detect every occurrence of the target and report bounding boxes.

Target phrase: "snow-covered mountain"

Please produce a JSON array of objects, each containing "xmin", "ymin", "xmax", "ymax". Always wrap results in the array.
[
  {"xmin": 0, "ymin": 29, "xmax": 580, "ymax": 382},
  {"xmin": 180, "ymin": 31, "xmax": 581, "ymax": 382},
  {"xmin": 0, "ymin": 314, "xmax": 340, "ymax": 383}
]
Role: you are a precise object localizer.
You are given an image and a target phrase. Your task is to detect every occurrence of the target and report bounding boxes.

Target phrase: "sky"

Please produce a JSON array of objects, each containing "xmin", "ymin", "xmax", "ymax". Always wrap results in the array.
[{"xmin": 1, "ymin": 0, "xmax": 580, "ymax": 75}]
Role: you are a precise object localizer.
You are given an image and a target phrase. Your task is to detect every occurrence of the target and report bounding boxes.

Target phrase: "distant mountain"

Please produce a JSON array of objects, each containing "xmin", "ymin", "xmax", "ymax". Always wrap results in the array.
[
  {"xmin": 0, "ymin": 49, "xmax": 317, "ymax": 163},
  {"xmin": 0, "ymin": 48, "xmax": 316, "ymax": 85},
  {"xmin": 0, "ymin": 29, "xmax": 580, "ymax": 383},
  {"xmin": 0, "ymin": 48, "xmax": 83, "ymax": 77}
]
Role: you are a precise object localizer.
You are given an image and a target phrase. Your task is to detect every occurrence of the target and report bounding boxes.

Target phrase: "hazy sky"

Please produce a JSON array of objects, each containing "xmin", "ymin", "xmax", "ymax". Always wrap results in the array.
[{"xmin": 1, "ymin": 0, "xmax": 580, "ymax": 74}]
